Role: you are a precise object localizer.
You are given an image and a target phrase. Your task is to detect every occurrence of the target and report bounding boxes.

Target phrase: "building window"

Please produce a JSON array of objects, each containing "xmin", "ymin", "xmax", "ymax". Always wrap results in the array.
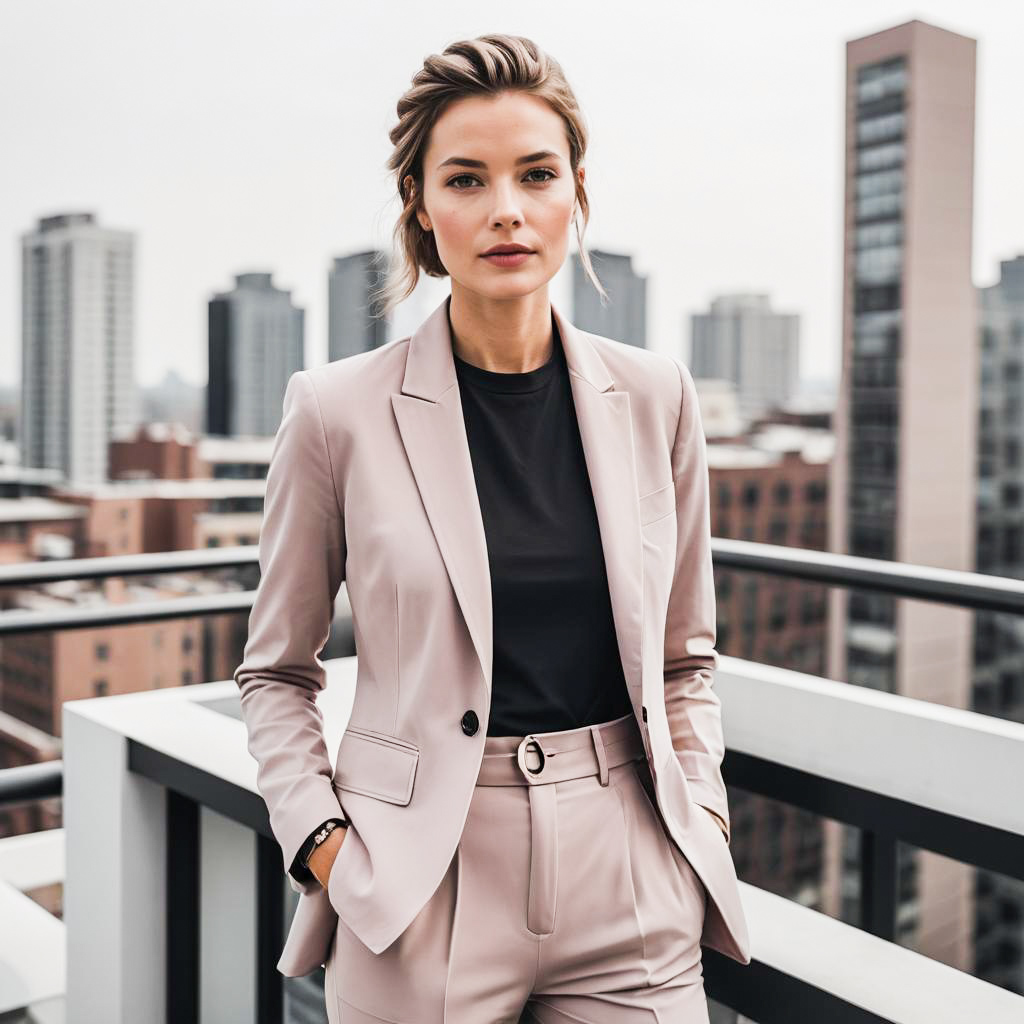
[
  {"xmin": 95, "ymin": 642, "xmax": 109, "ymax": 660},
  {"xmin": 805, "ymin": 481, "xmax": 827, "ymax": 503}
]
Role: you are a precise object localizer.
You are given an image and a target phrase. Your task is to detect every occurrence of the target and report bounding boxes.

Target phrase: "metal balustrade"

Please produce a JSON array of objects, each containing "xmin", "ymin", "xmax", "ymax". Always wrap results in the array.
[{"xmin": 0, "ymin": 540, "xmax": 1022, "ymax": 1022}]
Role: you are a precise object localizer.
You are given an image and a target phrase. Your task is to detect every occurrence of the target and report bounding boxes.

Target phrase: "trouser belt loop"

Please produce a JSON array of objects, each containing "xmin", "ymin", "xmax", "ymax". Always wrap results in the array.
[{"xmin": 590, "ymin": 724, "xmax": 610, "ymax": 786}]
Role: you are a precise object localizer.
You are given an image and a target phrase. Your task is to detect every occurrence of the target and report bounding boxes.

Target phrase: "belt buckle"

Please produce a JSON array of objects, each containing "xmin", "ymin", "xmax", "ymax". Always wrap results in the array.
[{"xmin": 516, "ymin": 735, "xmax": 547, "ymax": 780}]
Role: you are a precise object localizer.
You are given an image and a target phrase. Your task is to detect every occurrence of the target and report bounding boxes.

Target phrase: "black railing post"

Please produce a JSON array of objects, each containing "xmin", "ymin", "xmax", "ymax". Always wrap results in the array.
[
  {"xmin": 256, "ymin": 834, "xmax": 285, "ymax": 1024},
  {"xmin": 860, "ymin": 828, "xmax": 898, "ymax": 940},
  {"xmin": 167, "ymin": 788, "xmax": 200, "ymax": 1024}
]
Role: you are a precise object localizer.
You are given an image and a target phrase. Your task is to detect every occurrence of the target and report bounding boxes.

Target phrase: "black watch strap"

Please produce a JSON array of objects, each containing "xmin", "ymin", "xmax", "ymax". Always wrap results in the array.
[{"xmin": 297, "ymin": 817, "xmax": 348, "ymax": 870}]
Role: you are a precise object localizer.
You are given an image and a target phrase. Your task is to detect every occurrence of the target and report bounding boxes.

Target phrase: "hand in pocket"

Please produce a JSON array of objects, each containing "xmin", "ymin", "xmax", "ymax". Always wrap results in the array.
[{"xmin": 309, "ymin": 825, "xmax": 348, "ymax": 890}]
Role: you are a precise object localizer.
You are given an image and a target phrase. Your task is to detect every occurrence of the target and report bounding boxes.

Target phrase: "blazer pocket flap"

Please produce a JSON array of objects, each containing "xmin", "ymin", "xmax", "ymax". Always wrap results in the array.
[
  {"xmin": 333, "ymin": 727, "xmax": 420, "ymax": 806},
  {"xmin": 638, "ymin": 480, "xmax": 676, "ymax": 526}
]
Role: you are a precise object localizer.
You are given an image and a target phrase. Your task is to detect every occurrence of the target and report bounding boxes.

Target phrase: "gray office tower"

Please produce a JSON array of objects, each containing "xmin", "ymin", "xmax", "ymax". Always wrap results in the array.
[
  {"xmin": 974, "ymin": 253, "xmax": 1024, "ymax": 993},
  {"xmin": 690, "ymin": 294, "xmax": 799, "ymax": 421},
  {"xmin": 328, "ymin": 251, "xmax": 390, "ymax": 361},
  {"xmin": 207, "ymin": 272, "xmax": 304, "ymax": 437},
  {"xmin": 571, "ymin": 250, "xmax": 646, "ymax": 348},
  {"xmin": 827, "ymin": 21, "xmax": 977, "ymax": 971},
  {"xmin": 20, "ymin": 212, "xmax": 137, "ymax": 485}
]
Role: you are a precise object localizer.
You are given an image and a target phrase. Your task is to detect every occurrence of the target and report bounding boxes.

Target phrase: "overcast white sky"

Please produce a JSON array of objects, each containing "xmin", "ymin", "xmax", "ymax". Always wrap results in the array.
[{"xmin": 1, "ymin": 1, "xmax": 1021, "ymax": 391}]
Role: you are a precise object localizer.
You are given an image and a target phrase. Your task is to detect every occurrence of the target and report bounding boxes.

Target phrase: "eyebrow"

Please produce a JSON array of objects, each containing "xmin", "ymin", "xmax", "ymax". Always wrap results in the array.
[{"xmin": 436, "ymin": 150, "xmax": 560, "ymax": 171}]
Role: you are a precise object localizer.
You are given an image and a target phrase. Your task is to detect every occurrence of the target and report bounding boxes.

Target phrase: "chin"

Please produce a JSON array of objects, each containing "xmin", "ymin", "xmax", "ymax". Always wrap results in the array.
[
  {"xmin": 463, "ymin": 280, "xmax": 536, "ymax": 302},
  {"xmin": 477, "ymin": 267, "xmax": 552, "ymax": 295}
]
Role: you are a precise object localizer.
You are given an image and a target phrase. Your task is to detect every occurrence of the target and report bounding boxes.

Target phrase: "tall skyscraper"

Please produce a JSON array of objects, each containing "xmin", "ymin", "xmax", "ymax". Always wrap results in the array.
[
  {"xmin": 827, "ymin": 19, "xmax": 977, "ymax": 969},
  {"xmin": 572, "ymin": 250, "xmax": 647, "ymax": 347},
  {"xmin": 973, "ymin": 253, "xmax": 1024, "ymax": 991},
  {"xmin": 207, "ymin": 272, "xmax": 304, "ymax": 438},
  {"xmin": 20, "ymin": 212, "xmax": 137, "ymax": 484},
  {"xmin": 690, "ymin": 293, "xmax": 800, "ymax": 421},
  {"xmin": 975, "ymin": 254, "xmax": 1024, "ymax": 687},
  {"xmin": 328, "ymin": 250, "xmax": 390, "ymax": 362}
]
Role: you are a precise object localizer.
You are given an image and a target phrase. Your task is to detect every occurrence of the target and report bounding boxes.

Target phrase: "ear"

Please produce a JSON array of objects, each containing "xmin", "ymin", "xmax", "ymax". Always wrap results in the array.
[{"xmin": 403, "ymin": 175, "xmax": 431, "ymax": 231}]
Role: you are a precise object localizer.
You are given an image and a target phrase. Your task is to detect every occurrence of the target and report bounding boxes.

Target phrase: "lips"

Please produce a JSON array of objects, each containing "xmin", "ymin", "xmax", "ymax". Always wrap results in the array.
[{"xmin": 481, "ymin": 250, "xmax": 534, "ymax": 267}]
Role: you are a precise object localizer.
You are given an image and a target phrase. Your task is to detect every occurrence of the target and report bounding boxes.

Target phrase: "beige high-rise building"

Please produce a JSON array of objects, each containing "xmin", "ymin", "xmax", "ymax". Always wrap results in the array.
[{"xmin": 826, "ymin": 20, "xmax": 977, "ymax": 970}]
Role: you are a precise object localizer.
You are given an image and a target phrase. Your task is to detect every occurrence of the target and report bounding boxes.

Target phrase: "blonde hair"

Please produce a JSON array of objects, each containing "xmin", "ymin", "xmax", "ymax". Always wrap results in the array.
[{"xmin": 369, "ymin": 33, "xmax": 608, "ymax": 320}]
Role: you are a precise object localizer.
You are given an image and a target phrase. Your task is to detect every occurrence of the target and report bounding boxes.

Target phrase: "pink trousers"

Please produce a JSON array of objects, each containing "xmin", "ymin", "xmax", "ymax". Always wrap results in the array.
[{"xmin": 324, "ymin": 711, "xmax": 710, "ymax": 1022}]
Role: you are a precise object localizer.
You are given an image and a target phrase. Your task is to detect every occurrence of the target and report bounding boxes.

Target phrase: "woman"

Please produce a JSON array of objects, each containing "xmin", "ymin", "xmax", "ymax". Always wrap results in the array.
[{"xmin": 234, "ymin": 32, "xmax": 750, "ymax": 1024}]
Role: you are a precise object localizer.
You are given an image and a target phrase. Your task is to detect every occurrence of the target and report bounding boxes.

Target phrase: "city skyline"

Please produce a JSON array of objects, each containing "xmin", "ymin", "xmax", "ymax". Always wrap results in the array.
[{"xmin": 1, "ymin": 3, "xmax": 1022, "ymax": 393}]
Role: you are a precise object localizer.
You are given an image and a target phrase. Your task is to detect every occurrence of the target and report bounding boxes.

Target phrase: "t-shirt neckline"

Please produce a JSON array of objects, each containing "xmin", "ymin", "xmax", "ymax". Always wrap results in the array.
[{"xmin": 452, "ymin": 320, "xmax": 563, "ymax": 395}]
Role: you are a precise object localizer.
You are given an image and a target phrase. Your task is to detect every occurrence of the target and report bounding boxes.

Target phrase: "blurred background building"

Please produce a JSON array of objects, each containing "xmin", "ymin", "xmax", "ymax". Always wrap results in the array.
[
  {"xmin": 20, "ymin": 212, "xmax": 137, "ymax": 486},
  {"xmin": 572, "ymin": 248, "xmax": 648, "ymax": 347},
  {"xmin": 207, "ymin": 271, "xmax": 305, "ymax": 438},
  {"xmin": 691, "ymin": 293, "xmax": 800, "ymax": 422},
  {"xmin": 328, "ymin": 250, "xmax": 390, "ymax": 361}
]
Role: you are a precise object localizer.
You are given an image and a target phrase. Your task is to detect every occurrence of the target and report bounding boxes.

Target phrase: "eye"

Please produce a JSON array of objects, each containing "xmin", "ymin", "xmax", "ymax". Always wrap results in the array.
[{"xmin": 444, "ymin": 168, "xmax": 558, "ymax": 190}]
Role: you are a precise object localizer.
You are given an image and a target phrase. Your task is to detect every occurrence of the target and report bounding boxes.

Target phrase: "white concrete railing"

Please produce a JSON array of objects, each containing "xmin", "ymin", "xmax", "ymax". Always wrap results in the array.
[
  {"xmin": 0, "ymin": 828, "xmax": 65, "ymax": 1021},
  {"xmin": 19, "ymin": 655, "xmax": 1021, "ymax": 1022}
]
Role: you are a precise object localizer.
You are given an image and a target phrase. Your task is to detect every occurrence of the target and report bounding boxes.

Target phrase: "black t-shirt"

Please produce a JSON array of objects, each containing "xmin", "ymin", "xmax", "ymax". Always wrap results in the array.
[{"xmin": 452, "ymin": 314, "xmax": 633, "ymax": 737}]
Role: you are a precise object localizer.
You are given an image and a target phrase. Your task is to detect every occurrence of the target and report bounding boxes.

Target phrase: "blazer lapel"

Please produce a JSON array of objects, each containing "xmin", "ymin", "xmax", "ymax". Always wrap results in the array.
[
  {"xmin": 391, "ymin": 294, "xmax": 644, "ymax": 701},
  {"xmin": 554, "ymin": 303, "xmax": 644, "ymax": 697}
]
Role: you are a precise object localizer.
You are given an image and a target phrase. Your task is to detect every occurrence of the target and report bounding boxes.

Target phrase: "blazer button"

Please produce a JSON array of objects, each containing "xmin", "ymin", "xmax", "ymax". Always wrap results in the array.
[
  {"xmin": 461, "ymin": 710, "xmax": 479, "ymax": 735},
  {"xmin": 641, "ymin": 705, "xmax": 648, "ymax": 722}
]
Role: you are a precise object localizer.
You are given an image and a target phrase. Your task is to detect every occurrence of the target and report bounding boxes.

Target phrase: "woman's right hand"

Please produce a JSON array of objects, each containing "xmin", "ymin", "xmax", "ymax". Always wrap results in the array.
[{"xmin": 308, "ymin": 825, "xmax": 348, "ymax": 890}]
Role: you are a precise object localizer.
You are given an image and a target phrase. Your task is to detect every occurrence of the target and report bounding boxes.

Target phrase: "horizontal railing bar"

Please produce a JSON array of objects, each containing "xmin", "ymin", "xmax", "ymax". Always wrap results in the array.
[
  {"xmin": 725, "ymin": 751, "xmax": 1024, "ymax": 880},
  {"xmin": 0, "ymin": 542, "xmax": 1020, "ymax": 635},
  {"xmin": 127, "ymin": 739, "xmax": 274, "ymax": 841},
  {"xmin": 6, "ymin": 745, "xmax": 1019, "ymax": 885},
  {"xmin": 705, "ymin": 953, "xmax": 891, "ymax": 1024},
  {"xmin": 0, "ymin": 759, "xmax": 62, "ymax": 806},
  {"xmin": 0, "ymin": 545, "xmax": 259, "ymax": 586},
  {"xmin": 710, "ymin": 538, "xmax": 1024, "ymax": 614},
  {"xmin": 0, "ymin": 591, "xmax": 259, "ymax": 635}
]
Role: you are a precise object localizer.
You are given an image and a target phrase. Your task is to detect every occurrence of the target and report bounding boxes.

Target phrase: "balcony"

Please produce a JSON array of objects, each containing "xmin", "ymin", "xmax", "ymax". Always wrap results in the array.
[{"xmin": 1, "ymin": 542, "xmax": 1023, "ymax": 1022}]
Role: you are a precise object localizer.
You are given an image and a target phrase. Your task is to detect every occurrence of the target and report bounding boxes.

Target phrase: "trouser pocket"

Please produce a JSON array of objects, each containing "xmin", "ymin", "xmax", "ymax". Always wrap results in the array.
[{"xmin": 611, "ymin": 761, "xmax": 706, "ymax": 987}]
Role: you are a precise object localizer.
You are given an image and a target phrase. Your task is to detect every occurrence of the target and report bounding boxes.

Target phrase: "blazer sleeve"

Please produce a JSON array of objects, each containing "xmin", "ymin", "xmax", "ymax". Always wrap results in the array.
[
  {"xmin": 233, "ymin": 369, "xmax": 349, "ymax": 895},
  {"xmin": 663, "ymin": 356, "xmax": 730, "ymax": 845}
]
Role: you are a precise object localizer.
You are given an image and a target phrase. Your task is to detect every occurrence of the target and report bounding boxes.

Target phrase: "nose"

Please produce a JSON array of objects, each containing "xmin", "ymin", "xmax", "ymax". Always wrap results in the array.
[{"xmin": 489, "ymin": 178, "xmax": 524, "ymax": 229}]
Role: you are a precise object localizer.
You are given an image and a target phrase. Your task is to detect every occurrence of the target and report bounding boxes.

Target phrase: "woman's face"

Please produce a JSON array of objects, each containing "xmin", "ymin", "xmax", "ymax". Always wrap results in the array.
[{"xmin": 412, "ymin": 90, "xmax": 582, "ymax": 303}]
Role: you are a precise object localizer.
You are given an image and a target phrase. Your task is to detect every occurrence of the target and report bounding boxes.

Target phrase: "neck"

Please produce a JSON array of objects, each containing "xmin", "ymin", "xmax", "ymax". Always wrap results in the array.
[{"xmin": 447, "ymin": 287, "xmax": 554, "ymax": 374}]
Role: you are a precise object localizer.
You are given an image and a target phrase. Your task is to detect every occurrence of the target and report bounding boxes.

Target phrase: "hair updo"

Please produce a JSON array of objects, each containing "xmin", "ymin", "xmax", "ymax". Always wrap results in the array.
[{"xmin": 370, "ymin": 33, "xmax": 607, "ymax": 319}]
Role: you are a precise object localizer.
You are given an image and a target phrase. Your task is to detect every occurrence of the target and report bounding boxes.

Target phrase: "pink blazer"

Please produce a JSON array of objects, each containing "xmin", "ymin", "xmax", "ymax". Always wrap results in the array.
[{"xmin": 234, "ymin": 294, "xmax": 752, "ymax": 977}]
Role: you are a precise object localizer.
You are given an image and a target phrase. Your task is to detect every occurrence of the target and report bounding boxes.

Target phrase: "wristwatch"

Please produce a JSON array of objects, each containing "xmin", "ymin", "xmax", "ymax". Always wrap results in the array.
[{"xmin": 297, "ymin": 817, "xmax": 348, "ymax": 872}]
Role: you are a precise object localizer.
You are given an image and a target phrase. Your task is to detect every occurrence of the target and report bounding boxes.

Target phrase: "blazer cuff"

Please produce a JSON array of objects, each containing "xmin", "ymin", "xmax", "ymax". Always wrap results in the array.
[{"xmin": 275, "ymin": 783, "xmax": 348, "ymax": 897}]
